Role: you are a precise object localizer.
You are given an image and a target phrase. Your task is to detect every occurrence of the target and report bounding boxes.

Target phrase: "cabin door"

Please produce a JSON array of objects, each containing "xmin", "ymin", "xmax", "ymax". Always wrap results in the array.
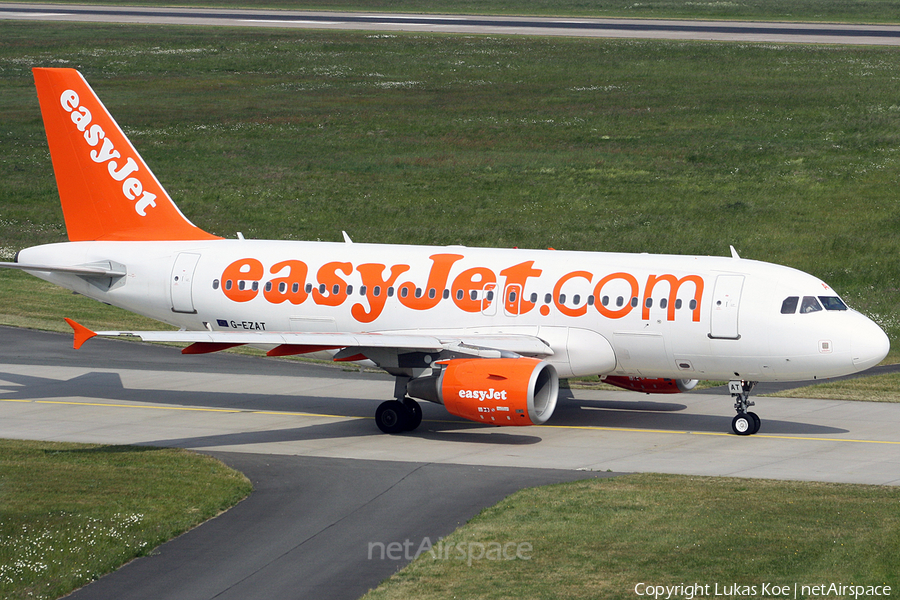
[
  {"xmin": 171, "ymin": 252, "xmax": 201, "ymax": 314},
  {"xmin": 709, "ymin": 275, "xmax": 744, "ymax": 340}
]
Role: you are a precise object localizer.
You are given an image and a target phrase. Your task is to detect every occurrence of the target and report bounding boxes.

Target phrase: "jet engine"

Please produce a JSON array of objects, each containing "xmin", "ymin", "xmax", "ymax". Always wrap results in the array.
[
  {"xmin": 601, "ymin": 376, "xmax": 699, "ymax": 394},
  {"xmin": 406, "ymin": 357, "xmax": 559, "ymax": 426}
]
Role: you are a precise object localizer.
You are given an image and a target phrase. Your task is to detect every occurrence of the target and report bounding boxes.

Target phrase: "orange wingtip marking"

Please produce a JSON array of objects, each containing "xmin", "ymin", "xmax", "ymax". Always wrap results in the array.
[
  {"xmin": 65, "ymin": 318, "xmax": 97, "ymax": 350},
  {"xmin": 267, "ymin": 344, "xmax": 341, "ymax": 357},
  {"xmin": 182, "ymin": 342, "xmax": 245, "ymax": 355}
]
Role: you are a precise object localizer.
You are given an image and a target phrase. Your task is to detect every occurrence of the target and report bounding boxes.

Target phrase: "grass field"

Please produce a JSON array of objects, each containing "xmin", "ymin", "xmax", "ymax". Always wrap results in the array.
[
  {"xmin": 2, "ymin": 20, "xmax": 899, "ymax": 349},
  {"xmin": 30, "ymin": 0, "xmax": 900, "ymax": 23},
  {"xmin": 0, "ymin": 439, "xmax": 251, "ymax": 600},
  {"xmin": 362, "ymin": 473, "xmax": 900, "ymax": 600}
]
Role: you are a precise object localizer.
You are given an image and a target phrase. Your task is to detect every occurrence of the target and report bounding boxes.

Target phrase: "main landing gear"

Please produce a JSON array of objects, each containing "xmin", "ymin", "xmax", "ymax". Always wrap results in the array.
[
  {"xmin": 729, "ymin": 380, "xmax": 760, "ymax": 435},
  {"xmin": 375, "ymin": 397, "xmax": 423, "ymax": 434}
]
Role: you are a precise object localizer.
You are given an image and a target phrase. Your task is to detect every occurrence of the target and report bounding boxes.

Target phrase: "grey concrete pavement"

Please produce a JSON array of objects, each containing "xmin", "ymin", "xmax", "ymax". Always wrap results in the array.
[{"xmin": 1, "ymin": 327, "xmax": 899, "ymax": 485}]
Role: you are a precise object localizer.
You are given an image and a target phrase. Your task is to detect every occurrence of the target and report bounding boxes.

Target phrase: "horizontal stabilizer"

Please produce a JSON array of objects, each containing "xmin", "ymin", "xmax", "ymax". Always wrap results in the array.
[{"xmin": 0, "ymin": 261, "xmax": 126, "ymax": 278}]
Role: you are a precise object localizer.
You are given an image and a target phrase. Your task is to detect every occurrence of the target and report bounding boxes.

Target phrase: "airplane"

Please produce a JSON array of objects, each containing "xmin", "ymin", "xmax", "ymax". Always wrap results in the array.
[{"xmin": 1, "ymin": 67, "xmax": 890, "ymax": 436}]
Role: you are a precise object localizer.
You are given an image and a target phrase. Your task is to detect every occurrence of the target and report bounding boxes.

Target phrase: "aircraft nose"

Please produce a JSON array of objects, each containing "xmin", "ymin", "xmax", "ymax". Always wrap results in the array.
[{"xmin": 851, "ymin": 314, "xmax": 890, "ymax": 371}]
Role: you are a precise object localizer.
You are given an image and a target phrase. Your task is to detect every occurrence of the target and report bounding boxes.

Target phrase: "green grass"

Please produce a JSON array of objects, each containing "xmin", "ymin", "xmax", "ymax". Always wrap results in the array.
[
  {"xmin": 362, "ymin": 473, "xmax": 900, "ymax": 599},
  {"xmin": 764, "ymin": 371, "xmax": 900, "ymax": 402},
  {"xmin": 26, "ymin": 0, "xmax": 900, "ymax": 23},
  {"xmin": 2, "ymin": 21, "xmax": 899, "ymax": 348},
  {"xmin": 0, "ymin": 439, "xmax": 252, "ymax": 600}
]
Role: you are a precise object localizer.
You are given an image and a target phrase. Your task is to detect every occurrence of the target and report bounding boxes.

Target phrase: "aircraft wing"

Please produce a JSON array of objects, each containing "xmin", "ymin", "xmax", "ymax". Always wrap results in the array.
[{"xmin": 65, "ymin": 319, "xmax": 554, "ymax": 359}]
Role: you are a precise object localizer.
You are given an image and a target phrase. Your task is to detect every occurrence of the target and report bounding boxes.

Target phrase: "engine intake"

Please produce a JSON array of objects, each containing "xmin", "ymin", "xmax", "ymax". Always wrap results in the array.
[{"xmin": 406, "ymin": 358, "xmax": 559, "ymax": 426}]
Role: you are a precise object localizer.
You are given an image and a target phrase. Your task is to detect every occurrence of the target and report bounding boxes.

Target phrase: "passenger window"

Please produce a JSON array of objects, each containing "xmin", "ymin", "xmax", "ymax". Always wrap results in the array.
[
  {"xmin": 819, "ymin": 296, "xmax": 848, "ymax": 311},
  {"xmin": 800, "ymin": 296, "xmax": 822, "ymax": 313},
  {"xmin": 781, "ymin": 296, "xmax": 799, "ymax": 314}
]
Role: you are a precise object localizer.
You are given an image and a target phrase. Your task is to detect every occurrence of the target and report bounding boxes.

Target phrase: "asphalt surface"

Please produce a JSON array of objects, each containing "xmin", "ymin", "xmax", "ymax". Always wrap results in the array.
[
  {"xmin": 0, "ymin": 327, "xmax": 614, "ymax": 600},
  {"xmin": 65, "ymin": 453, "xmax": 606, "ymax": 600},
  {"xmin": 1, "ymin": 327, "xmax": 612, "ymax": 600},
  {"xmin": 2, "ymin": 326, "xmax": 900, "ymax": 599},
  {"xmin": 3, "ymin": 3, "xmax": 900, "ymax": 45}
]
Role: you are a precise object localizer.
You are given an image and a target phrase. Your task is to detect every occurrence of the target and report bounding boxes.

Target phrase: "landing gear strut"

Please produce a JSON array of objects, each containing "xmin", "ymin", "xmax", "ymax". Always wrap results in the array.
[{"xmin": 729, "ymin": 380, "xmax": 760, "ymax": 435}]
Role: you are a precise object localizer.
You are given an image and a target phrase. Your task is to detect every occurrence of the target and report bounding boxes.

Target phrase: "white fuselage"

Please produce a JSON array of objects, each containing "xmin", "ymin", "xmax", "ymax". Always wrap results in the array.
[{"xmin": 18, "ymin": 239, "xmax": 889, "ymax": 382}]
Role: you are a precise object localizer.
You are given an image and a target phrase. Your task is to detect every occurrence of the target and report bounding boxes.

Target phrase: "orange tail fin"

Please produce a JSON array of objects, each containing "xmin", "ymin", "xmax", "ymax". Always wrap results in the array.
[{"xmin": 32, "ymin": 68, "xmax": 220, "ymax": 242}]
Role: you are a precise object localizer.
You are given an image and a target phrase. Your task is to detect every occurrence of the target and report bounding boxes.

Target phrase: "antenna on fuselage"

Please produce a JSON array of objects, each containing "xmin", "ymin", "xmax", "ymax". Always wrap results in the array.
[{"xmin": 730, "ymin": 245, "xmax": 741, "ymax": 259}]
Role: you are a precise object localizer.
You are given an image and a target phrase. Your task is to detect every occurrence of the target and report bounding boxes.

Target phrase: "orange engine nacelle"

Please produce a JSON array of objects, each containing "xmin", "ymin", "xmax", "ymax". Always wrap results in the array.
[
  {"xmin": 406, "ymin": 358, "xmax": 559, "ymax": 426},
  {"xmin": 602, "ymin": 376, "xmax": 699, "ymax": 394}
]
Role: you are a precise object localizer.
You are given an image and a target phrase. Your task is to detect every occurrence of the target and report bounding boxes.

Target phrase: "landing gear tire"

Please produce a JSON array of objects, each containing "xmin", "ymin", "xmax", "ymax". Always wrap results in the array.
[
  {"xmin": 402, "ymin": 398, "xmax": 423, "ymax": 431},
  {"xmin": 747, "ymin": 411, "xmax": 761, "ymax": 434},
  {"xmin": 729, "ymin": 380, "xmax": 760, "ymax": 435},
  {"xmin": 375, "ymin": 400, "xmax": 410, "ymax": 434},
  {"xmin": 732, "ymin": 413, "xmax": 754, "ymax": 436}
]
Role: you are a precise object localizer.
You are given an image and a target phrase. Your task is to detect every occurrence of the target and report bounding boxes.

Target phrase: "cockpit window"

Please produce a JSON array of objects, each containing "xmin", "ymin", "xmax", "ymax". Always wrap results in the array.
[
  {"xmin": 781, "ymin": 296, "xmax": 799, "ymax": 314},
  {"xmin": 800, "ymin": 296, "xmax": 823, "ymax": 313},
  {"xmin": 819, "ymin": 296, "xmax": 848, "ymax": 311}
]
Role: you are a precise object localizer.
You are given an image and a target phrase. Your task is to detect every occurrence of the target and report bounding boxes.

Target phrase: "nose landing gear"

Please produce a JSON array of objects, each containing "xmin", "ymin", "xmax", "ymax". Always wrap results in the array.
[{"xmin": 729, "ymin": 380, "xmax": 760, "ymax": 435}]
